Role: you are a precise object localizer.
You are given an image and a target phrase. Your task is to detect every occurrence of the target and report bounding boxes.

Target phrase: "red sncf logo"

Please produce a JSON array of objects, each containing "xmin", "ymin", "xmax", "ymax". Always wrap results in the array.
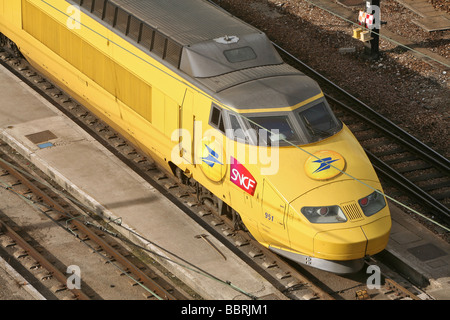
[{"xmin": 230, "ymin": 157, "xmax": 257, "ymax": 196}]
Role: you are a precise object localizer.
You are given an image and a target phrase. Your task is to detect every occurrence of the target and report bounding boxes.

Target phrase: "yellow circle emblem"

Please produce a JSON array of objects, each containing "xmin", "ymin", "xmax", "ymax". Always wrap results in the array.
[
  {"xmin": 304, "ymin": 150, "xmax": 345, "ymax": 180},
  {"xmin": 198, "ymin": 137, "xmax": 226, "ymax": 182}
]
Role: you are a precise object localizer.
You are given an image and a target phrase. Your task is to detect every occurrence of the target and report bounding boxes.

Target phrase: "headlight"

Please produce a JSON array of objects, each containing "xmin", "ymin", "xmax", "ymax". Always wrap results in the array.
[
  {"xmin": 301, "ymin": 206, "xmax": 347, "ymax": 223},
  {"xmin": 358, "ymin": 190, "xmax": 386, "ymax": 216}
]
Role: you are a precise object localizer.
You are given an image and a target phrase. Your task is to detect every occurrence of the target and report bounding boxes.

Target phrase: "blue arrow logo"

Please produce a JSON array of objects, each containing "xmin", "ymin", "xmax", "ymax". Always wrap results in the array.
[
  {"xmin": 312, "ymin": 157, "xmax": 338, "ymax": 173},
  {"xmin": 201, "ymin": 144, "xmax": 223, "ymax": 168}
]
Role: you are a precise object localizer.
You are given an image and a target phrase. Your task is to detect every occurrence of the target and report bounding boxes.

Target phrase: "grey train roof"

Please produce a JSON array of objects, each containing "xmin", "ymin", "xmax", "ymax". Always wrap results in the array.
[
  {"xmin": 72, "ymin": 0, "xmax": 323, "ymax": 110},
  {"xmin": 109, "ymin": 0, "xmax": 258, "ymax": 45}
]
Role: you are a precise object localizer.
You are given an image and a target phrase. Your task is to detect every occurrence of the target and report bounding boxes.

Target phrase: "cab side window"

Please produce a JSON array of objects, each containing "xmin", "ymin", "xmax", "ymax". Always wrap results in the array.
[{"xmin": 209, "ymin": 104, "xmax": 225, "ymax": 132}]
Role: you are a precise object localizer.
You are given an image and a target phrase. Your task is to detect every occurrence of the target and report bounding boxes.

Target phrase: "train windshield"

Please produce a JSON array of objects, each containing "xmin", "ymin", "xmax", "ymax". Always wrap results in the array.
[
  {"xmin": 225, "ymin": 99, "xmax": 342, "ymax": 146},
  {"xmin": 226, "ymin": 113, "xmax": 302, "ymax": 146},
  {"xmin": 297, "ymin": 101, "xmax": 342, "ymax": 143},
  {"xmin": 247, "ymin": 115, "xmax": 299, "ymax": 146}
]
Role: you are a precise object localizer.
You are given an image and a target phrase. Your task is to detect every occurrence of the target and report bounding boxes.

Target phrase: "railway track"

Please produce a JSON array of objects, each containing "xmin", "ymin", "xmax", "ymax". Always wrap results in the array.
[
  {"xmin": 0, "ymin": 140, "xmax": 191, "ymax": 300},
  {"xmin": 215, "ymin": 0, "xmax": 449, "ymax": 232},
  {"xmin": 0, "ymin": 214, "xmax": 90, "ymax": 300},
  {"xmin": 0, "ymin": 44, "xmax": 333, "ymax": 300},
  {"xmin": 206, "ymin": 1, "xmax": 450, "ymax": 232},
  {"xmin": 276, "ymin": 44, "xmax": 450, "ymax": 231},
  {"xmin": 0, "ymin": 41, "xmax": 435, "ymax": 300}
]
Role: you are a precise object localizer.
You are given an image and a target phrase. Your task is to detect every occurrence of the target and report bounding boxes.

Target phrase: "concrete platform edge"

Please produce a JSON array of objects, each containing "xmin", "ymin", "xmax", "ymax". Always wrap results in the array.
[{"xmin": 375, "ymin": 249, "xmax": 430, "ymax": 288}]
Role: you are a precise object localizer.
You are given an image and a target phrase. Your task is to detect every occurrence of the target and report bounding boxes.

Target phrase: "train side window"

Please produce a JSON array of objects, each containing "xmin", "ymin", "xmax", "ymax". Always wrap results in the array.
[
  {"xmin": 139, "ymin": 24, "xmax": 154, "ymax": 50},
  {"xmin": 228, "ymin": 113, "xmax": 247, "ymax": 141},
  {"xmin": 165, "ymin": 39, "xmax": 183, "ymax": 68},
  {"xmin": 92, "ymin": 0, "xmax": 106, "ymax": 18},
  {"xmin": 103, "ymin": 2, "xmax": 116, "ymax": 25},
  {"xmin": 128, "ymin": 16, "xmax": 141, "ymax": 42},
  {"xmin": 72, "ymin": 0, "xmax": 82, "ymax": 5},
  {"xmin": 80, "ymin": 0, "xmax": 94, "ymax": 12},
  {"xmin": 152, "ymin": 31, "xmax": 166, "ymax": 57},
  {"xmin": 209, "ymin": 105, "xmax": 225, "ymax": 133},
  {"xmin": 114, "ymin": 8, "xmax": 129, "ymax": 34},
  {"xmin": 219, "ymin": 117, "xmax": 225, "ymax": 132}
]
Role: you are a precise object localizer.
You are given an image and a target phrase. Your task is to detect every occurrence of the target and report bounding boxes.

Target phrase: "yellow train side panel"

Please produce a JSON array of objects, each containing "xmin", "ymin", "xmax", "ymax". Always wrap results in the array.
[
  {"xmin": 0, "ymin": 0, "xmax": 269, "ymax": 256},
  {"xmin": 152, "ymin": 88, "xmax": 166, "ymax": 134},
  {"xmin": 10, "ymin": 0, "xmax": 198, "ymax": 175},
  {"xmin": 165, "ymin": 97, "xmax": 180, "ymax": 138},
  {"xmin": 0, "ymin": 0, "xmax": 21, "ymax": 28},
  {"xmin": 0, "ymin": 0, "xmax": 392, "ymax": 271}
]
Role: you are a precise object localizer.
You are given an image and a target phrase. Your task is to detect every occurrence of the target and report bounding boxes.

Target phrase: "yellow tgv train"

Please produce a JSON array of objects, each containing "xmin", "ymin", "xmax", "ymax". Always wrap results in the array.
[{"xmin": 0, "ymin": 0, "xmax": 391, "ymax": 273}]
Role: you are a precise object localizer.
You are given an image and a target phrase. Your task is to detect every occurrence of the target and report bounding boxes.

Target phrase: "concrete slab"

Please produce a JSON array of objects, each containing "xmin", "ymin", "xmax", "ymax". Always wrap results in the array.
[
  {"xmin": 337, "ymin": 0, "xmax": 365, "ymax": 8},
  {"xmin": 386, "ymin": 203, "xmax": 450, "ymax": 299},
  {"xmin": 310, "ymin": 0, "xmax": 450, "ymax": 68},
  {"xmin": 413, "ymin": 15, "xmax": 450, "ymax": 32},
  {"xmin": 0, "ymin": 64, "xmax": 285, "ymax": 300},
  {"xmin": 396, "ymin": 0, "xmax": 450, "ymax": 31}
]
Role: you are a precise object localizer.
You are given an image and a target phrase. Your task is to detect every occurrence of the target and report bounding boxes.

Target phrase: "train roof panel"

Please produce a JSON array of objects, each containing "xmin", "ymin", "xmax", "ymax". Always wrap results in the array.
[
  {"xmin": 180, "ymin": 33, "xmax": 284, "ymax": 78},
  {"xmin": 74, "ymin": 0, "xmax": 284, "ymax": 77},
  {"xmin": 110, "ymin": 0, "xmax": 258, "ymax": 46},
  {"xmin": 216, "ymin": 75, "xmax": 323, "ymax": 111},
  {"xmin": 71, "ymin": 0, "xmax": 319, "ymax": 111},
  {"xmin": 198, "ymin": 63, "xmax": 300, "ymax": 92}
]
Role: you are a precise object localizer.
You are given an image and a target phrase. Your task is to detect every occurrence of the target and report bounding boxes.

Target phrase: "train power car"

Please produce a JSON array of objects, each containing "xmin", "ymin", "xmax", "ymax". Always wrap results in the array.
[{"xmin": 0, "ymin": 0, "xmax": 391, "ymax": 273}]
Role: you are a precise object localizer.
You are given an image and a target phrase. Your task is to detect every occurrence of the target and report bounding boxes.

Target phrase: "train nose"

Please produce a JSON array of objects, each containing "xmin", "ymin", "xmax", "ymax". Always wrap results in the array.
[
  {"xmin": 314, "ymin": 227, "xmax": 366, "ymax": 261},
  {"xmin": 313, "ymin": 216, "xmax": 391, "ymax": 261},
  {"xmin": 361, "ymin": 215, "xmax": 391, "ymax": 255}
]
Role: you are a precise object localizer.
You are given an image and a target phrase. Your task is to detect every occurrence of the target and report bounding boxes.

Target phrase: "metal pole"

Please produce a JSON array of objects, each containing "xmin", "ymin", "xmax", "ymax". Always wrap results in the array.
[{"xmin": 367, "ymin": 0, "xmax": 380, "ymax": 59}]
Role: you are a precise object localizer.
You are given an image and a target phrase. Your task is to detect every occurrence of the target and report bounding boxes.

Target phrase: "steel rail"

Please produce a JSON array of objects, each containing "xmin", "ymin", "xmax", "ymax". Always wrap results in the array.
[
  {"xmin": 325, "ymin": 95, "xmax": 450, "ymax": 174},
  {"xmin": 368, "ymin": 152, "xmax": 450, "ymax": 224},
  {"xmin": 273, "ymin": 43, "xmax": 450, "ymax": 226},
  {"xmin": 0, "ymin": 156, "xmax": 178, "ymax": 300},
  {"xmin": 384, "ymin": 278, "xmax": 421, "ymax": 300},
  {"xmin": 327, "ymin": 94, "xmax": 450, "ymax": 222},
  {"xmin": 0, "ymin": 33, "xmax": 444, "ymax": 300},
  {"xmin": 273, "ymin": 43, "xmax": 450, "ymax": 170},
  {"xmin": 0, "ymin": 217, "xmax": 91, "ymax": 300},
  {"xmin": 0, "ymin": 52, "xmax": 335, "ymax": 300}
]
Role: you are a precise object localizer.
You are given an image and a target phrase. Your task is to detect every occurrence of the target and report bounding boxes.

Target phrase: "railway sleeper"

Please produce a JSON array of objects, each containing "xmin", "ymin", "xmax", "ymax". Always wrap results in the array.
[
  {"xmin": 371, "ymin": 145, "xmax": 406, "ymax": 157},
  {"xmin": 13, "ymin": 249, "xmax": 28, "ymax": 259},
  {"xmin": 407, "ymin": 171, "xmax": 444, "ymax": 182},
  {"xmin": 23, "ymin": 258, "xmax": 40, "ymax": 270},
  {"xmin": 354, "ymin": 131, "xmax": 384, "ymax": 142},
  {"xmin": 249, "ymin": 247, "xmax": 264, "ymax": 258},
  {"xmin": 393, "ymin": 162, "xmax": 432, "ymax": 173},
  {"xmin": 344, "ymin": 123, "xmax": 369, "ymax": 133},
  {"xmin": 428, "ymin": 190, "xmax": 450, "ymax": 201},
  {"xmin": 38, "ymin": 271, "xmax": 53, "ymax": 281},
  {"xmin": 383, "ymin": 154, "xmax": 418, "ymax": 165},
  {"xmin": 0, "ymin": 236, "xmax": 16, "ymax": 248},
  {"xmin": 51, "ymin": 284, "xmax": 67, "ymax": 293},
  {"xmin": 418, "ymin": 180, "xmax": 450, "ymax": 192}
]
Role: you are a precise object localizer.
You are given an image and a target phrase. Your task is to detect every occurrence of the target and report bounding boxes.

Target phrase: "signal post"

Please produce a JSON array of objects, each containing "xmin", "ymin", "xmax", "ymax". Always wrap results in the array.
[
  {"xmin": 354, "ymin": 0, "xmax": 381, "ymax": 59},
  {"xmin": 367, "ymin": 0, "xmax": 380, "ymax": 59}
]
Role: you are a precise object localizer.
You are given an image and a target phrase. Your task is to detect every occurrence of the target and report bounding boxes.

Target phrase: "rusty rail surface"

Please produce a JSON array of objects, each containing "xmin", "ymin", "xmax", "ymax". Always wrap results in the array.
[
  {"xmin": 0, "ymin": 218, "xmax": 91, "ymax": 300},
  {"xmin": 0, "ymin": 157, "xmax": 178, "ymax": 300}
]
